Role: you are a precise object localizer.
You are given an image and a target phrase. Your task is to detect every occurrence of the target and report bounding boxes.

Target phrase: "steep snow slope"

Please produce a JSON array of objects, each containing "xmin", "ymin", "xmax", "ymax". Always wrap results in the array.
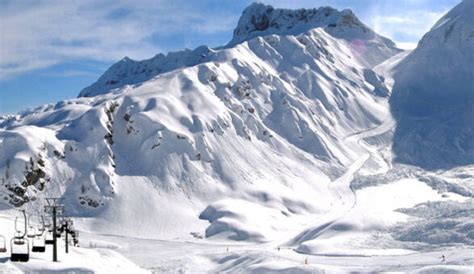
[
  {"xmin": 390, "ymin": 0, "xmax": 474, "ymax": 169},
  {"xmin": 0, "ymin": 5, "xmax": 396, "ymax": 241}
]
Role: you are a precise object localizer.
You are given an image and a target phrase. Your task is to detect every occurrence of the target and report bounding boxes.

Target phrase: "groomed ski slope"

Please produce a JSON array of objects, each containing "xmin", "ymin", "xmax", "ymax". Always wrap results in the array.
[{"xmin": 287, "ymin": 112, "xmax": 395, "ymax": 250}]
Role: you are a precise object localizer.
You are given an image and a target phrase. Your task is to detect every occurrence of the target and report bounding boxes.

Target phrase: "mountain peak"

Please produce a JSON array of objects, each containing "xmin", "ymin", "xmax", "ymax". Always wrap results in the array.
[
  {"xmin": 79, "ymin": 3, "xmax": 400, "ymax": 98},
  {"xmin": 229, "ymin": 2, "xmax": 368, "ymax": 45}
]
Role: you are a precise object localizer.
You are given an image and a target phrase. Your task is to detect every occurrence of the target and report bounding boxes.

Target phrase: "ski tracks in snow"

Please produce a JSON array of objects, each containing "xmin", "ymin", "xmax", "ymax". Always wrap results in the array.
[{"xmin": 287, "ymin": 117, "xmax": 395, "ymax": 250}]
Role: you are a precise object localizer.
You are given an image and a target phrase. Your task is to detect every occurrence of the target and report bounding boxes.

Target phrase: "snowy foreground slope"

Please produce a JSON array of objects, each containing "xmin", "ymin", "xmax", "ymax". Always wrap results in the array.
[{"xmin": 1, "ymin": 2, "xmax": 473, "ymax": 273}]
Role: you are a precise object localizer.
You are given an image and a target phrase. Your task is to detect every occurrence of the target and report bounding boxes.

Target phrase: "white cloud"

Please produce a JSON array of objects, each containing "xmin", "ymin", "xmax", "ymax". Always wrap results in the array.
[
  {"xmin": 0, "ymin": 0, "xmax": 457, "ymax": 80},
  {"xmin": 368, "ymin": 9, "xmax": 448, "ymax": 45},
  {"xmin": 0, "ymin": 0, "xmax": 238, "ymax": 80},
  {"xmin": 0, "ymin": 59, "xmax": 59, "ymax": 80},
  {"xmin": 39, "ymin": 69, "xmax": 101, "ymax": 78}
]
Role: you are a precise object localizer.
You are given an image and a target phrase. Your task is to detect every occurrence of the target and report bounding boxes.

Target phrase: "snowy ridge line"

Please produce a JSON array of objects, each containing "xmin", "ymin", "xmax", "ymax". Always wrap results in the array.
[
  {"xmin": 78, "ymin": 2, "xmax": 400, "ymax": 98},
  {"xmin": 229, "ymin": 2, "xmax": 398, "ymax": 49}
]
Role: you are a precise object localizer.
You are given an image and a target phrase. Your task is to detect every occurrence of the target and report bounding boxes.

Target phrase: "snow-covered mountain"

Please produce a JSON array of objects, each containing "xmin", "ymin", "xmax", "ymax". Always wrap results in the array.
[
  {"xmin": 1, "ymin": 2, "xmax": 473, "ymax": 272},
  {"xmin": 79, "ymin": 3, "xmax": 400, "ymax": 98},
  {"xmin": 230, "ymin": 3, "xmax": 400, "ymax": 67},
  {"xmin": 390, "ymin": 0, "xmax": 474, "ymax": 169},
  {"xmin": 0, "ymin": 3, "xmax": 397, "ymax": 239}
]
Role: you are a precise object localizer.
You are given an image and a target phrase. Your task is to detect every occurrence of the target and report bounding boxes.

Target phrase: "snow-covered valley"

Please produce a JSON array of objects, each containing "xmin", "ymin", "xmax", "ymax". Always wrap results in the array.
[{"xmin": 0, "ymin": 1, "xmax": 473, "ymax": 273}]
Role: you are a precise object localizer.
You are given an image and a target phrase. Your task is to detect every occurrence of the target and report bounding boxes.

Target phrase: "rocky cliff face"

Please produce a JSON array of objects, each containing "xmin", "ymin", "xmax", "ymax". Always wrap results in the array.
[
  {"xmin": 229, "ymin": 3, "xmax": 401, "ymax": 67},
  {"xmin": 231, "ymin": 3, "xmax": 367, "ymax": 43}
]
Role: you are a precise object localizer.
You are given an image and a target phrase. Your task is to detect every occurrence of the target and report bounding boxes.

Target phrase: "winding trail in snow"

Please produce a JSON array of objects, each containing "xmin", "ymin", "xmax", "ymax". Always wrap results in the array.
[
  {"xmin": 286, "ymin": 117, "xmax": 395, "ymax": 250},
  {"xmin": 71, "ymin": 116, "xmax": 474, "ymax": 273}
]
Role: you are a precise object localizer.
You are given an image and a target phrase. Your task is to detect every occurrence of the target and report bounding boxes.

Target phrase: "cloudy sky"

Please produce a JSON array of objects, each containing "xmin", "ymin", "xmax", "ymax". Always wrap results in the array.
[{"xmin": 0, "ymin": 0, "xmax": 460, "ymax": 114}]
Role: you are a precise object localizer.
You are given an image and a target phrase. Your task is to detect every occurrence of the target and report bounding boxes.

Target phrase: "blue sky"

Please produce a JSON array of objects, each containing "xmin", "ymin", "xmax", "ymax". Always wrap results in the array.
[{"xmin": 0, "ymin": 0, "xmax": 461, "ymax": 115}]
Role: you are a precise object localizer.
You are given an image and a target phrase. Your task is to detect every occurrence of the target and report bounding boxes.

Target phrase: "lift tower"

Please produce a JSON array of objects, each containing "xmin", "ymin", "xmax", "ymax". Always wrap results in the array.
[{"xmin": 44, "ymin": 198, "xmax": 63, "ymax": 262}]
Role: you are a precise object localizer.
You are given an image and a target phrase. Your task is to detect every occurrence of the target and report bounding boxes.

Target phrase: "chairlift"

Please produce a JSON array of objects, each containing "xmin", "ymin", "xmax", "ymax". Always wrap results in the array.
[
  {"xmin": 37, "ymin": 214, "xmax": 46, "ymax": 235},
  {"xmin": 10, "ymin": 210, "xmax": 29, "ymax": 262},
  {"xmin": 45, "ymin": 230, "xmax": 54, "ymax": 245},
  {"xmin": 32, "ymin": 236, "xmax": 46, "ymax": 253},
  {"xmin": 10, "ymin": 235, "xmax": 29, "ymax": 262},
  {"xmin": 0, "ymin": 235, "xmax": 6, "ymax": 252},
  {"xmin": 26, "ymin": 215, "xmax": 36, "ymax": 238},
  {"xmin": 44, "ymin": 216, "xmax": 51, "ymax": 229},
  {"xmin": 67, "ymin": 220, "xmax": 74, "ymax": 232},
  {"xmin": 32, "ymin": 214, "xmax": 46, "ymax": 253},
  {"xmin": 43, "ymin": 214, "xmax": 54, "ymax": 245},
  {"xmin": 73, "ymin": 230, "xmax": 79, "ymax": 246}
]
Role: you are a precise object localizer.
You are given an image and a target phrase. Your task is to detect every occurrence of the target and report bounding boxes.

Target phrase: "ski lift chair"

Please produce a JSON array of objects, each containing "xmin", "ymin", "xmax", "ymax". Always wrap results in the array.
[
  {"xmin": 56, "ymin": 227, "xmax": 62, "ymax": 238},
  {"xmin": 10, "ymin": 210, "xmax": 29, "ymax": 262},
  {"xmin": 32, "ymin": 236, "xmax": 45, "ymax": 253},
  {"xmin": 55, "ymin": 219, "xmax": 65, "ymax": 238},
  {"xmin": 44, "ymin": 216, "xmax": 54, "ymax": 245},
  {"xmin": 32, "ymin": 215, "xmax": 46, "ymax": 253},
  {"xmin": 26, "ymin": 220, "xmax": 36, "ymax": 238},
  {"xmin": 45, "ymin": 230, "xmax": 54, "ymax": 245},
  {"xmin": 44, "ymin": 217, "xmax": 52, "ymax": 229},
  {"xmin": 10, "ymin": 235, "xmax": 29, "ymax": 262},
  {"xmin": 27, "ymin": 230, "xmax": 36, "ymax": 238},
  {"xmin": 0, "ymin": 235, "xmax": 6, "ymax": 252},
  {"xmin": 73, "ymin": 230, "xmax": 79, "ymax": 246}
]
